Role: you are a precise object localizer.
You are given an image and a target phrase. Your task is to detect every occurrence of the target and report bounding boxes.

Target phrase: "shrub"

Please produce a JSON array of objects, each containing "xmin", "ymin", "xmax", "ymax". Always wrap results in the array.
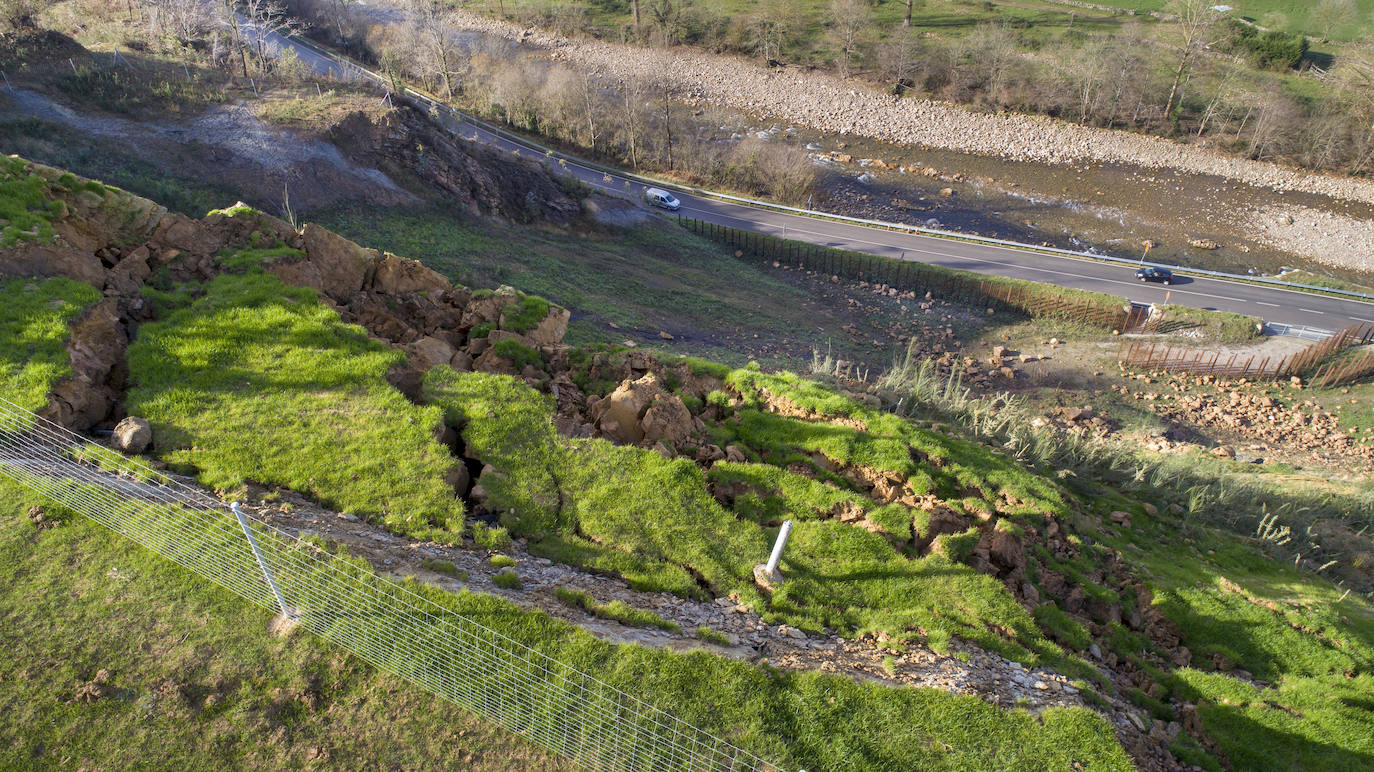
[
  {"xmin": 491, "ymin": 338, "xmax": 543, "ymax": 371},
  {"xmin": 492, "ymin": 569, "xmax": 522, "ymax": 590},
  {"xmin": 420, "ymin": 559, "xmax": 464, "ymax": 579},
  {"xmin": 501, "ymin": 295, "xmax": 552, "ymax": 333},
  {"xmin": 472, "ymin": 522, "xmax": 513, "ymax": 551},
  {"xmin": 489, "ymin": 554, "xmax": 516, "ymax": 568}
]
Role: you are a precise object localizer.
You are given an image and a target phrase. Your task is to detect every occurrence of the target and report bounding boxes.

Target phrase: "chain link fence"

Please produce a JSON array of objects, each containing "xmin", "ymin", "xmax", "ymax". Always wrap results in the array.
[{"xmin": 0, "ymin": 397, "xmax": 785, "ymax": 772}]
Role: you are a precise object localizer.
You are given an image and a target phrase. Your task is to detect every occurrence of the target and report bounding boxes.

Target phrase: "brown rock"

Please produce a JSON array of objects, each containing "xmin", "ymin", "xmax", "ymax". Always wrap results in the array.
[
  {"xmin": 526, "ymin": 306, "xmax": 570, "ymax": 346},
  {"xmin": 111, "ymin": 416, "xmax": 152, "ymax": 454},
  {"xmin": 590, "ymin": 373, "xmax": 694, "ymax": 447},
  {"xmin": 410, "ymin": 336, "xmax": 457, "ymax": 369},
  {"xmin": 283, "ymin": 223, "xmax": 380, "ymax": 299},
  {"xmin": 40, "ymin": 299, "xmax": 127, "ymax": 430},
  {"xmin": 371, "ymin": 252, "xmax": 450, "ymax": 296},
  {"xmin": 724, "ymin": 445, "xmax": 748, "ymax": 464}
]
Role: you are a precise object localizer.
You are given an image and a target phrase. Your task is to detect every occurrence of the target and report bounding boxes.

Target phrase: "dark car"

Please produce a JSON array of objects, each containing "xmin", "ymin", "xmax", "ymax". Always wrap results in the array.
[{"xmin": 1136, "ymin": 266, "xmax": 1173, "ymax": 285}]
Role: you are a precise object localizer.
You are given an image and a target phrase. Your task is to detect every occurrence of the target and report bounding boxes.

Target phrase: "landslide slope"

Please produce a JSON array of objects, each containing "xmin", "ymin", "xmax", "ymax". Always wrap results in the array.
[{"xmin": 2, "ymin": 159, "xmax": 1372, "ymax": 771}]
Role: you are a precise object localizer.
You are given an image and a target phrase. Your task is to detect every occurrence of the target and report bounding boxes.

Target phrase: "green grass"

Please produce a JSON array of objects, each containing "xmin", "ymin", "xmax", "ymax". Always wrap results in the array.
[
  {"xmin": 724, "ymin": 367, "xmax": 1067, "ymax": 519},
  {"xmin": 554, "ymin": 588, "xmax": 682, "ymax": 633},
  {"xmin": 422, "ymin": 366, "xmax": 1090, "ymax": 668},
  {"xmin": 0, "ymin": 155, "xmax": 65, "ymax": 248},
  {"xmin": 489, "ymin": 554, "xmax": 516, "ymax": 569},
  {"xmin": 697, "ymin": 625, "xmax": 732, "ymax": 646},
  {"xmin": 1097, "ymin": 503, "xmax": 1374, "ymax": 770},
  {"xmin": 0, "ymin": 477, "xmax": 1133, "ymax": 770},
  {"xmin": 1150, "ymin": 305, "xmax": 1260, "ymax": 342},
  {"xmin": 0, "ymin": 481, "xmax": 568, "ymax": 771},
  {"xmin": 492, "ymin": 569, "xmax": 523, "ymax": 590},
  {"xmin": 420, "ymin": 558, "xmax": 466, "ymax": 578},
  {"xmin": 0, "ymin": 276, "xmax": 102, "ymax": 411},
  {"xmin": 124, "ymin": 270, "xmax": 463, "ymax": 542}
]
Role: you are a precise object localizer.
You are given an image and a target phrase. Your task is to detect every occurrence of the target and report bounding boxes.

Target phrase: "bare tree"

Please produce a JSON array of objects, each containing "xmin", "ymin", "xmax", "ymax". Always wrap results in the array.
[
  {"xmin": 902, "ymin": 0, "xmax": 923, "ymax": 28},
  {"xmin": 405, "ymin": 0, "xmax": 463, "ymax": 98},
  {"xmin": 1162, "ymin": 0, "xmax": 1219, "ymax": 127},
  {"xmin": 143, "ymin": 0, "xmax": 220, "ymax": 44},
  {"xmin": 1246, "ymin": 89, "xmax": 1301, "ymax": 160},
  {"xmin": 1312, "ymin": 0, "xmax": 1357, "ymax": 43},
  {"xmin": 1062, "ymin": 37, "xmax": 1111, "ymax": 124},
  {"xmin": 744, "ymin": 0, "xmax": 799, "ymax": 63},
  {"xmin": 1194, "ymin": 54, "xmax": 1244, "ymax": 137},
  {"xmin": 876, "ymin": 30, "xmax": 922, "ymax": 94},
  {"xmin": 963, "ymin": 21, "xmax": 1019, "ymax": 107},
  {"xmin": 1331, "ymin": 42, "xmax": 1374, "ymax": 173},
  {"xmin": 826, "ymin": 0, "xmax": 874, "ymax": 78}
]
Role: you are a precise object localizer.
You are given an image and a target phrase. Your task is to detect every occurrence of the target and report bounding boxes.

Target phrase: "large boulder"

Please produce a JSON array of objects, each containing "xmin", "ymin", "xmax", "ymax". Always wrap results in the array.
[
  {"xmin": 0, "ymin": 243, "xmax": 105, "ymax": 286},
  {"xmin": 111, "ymin": 416, "xmax": 152, "ymax": 454},
  {"xmin": 371, "ymin": 252, "xmax": 450, "ymax": 296},
  {"xmin": 409, "ymin": 336, "xmax": 457, "ymax": 369},
  {"xmin": 274, "ymin": 223, "xmax": 379, "ymax": 299},
  {"xmin": 526, "ymin": 306, "xmax": 571, "ymax": 346},
  {"xmin": 589, "ymin": 373, "xmax": 694, "ymax": 447}
]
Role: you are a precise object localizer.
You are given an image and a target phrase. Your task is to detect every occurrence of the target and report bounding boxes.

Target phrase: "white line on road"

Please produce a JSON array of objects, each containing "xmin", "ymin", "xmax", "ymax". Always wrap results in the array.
[
  {"xmin": 1299, "ymin": 309, "xmax": 1326, "ymax": 314},
  {"xmin": 1256, "ymin": 302, "xmax": 1280, "ymax": 307}
]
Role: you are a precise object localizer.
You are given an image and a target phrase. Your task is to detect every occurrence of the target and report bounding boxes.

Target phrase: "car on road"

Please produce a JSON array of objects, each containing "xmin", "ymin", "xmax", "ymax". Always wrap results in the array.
[
  {"xmin": 1136, "ymin": 266, "xmax": 1173, "ymax": 285},
  {"xmin": 644, "ymin": 188, "xmax": 681, "ymax": 211}
]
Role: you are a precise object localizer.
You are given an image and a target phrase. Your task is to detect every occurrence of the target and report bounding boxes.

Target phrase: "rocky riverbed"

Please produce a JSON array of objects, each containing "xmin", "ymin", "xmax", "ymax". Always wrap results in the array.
[{"xmin": 354, "ymin": 1, "xmax": 1374, "ymax": 281}]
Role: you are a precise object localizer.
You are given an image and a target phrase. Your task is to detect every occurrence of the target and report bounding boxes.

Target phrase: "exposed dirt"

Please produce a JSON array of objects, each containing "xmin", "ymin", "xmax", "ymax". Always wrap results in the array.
[{"xmin": 3, "ymin": 89, "xmax": 414, "ymax": 211}]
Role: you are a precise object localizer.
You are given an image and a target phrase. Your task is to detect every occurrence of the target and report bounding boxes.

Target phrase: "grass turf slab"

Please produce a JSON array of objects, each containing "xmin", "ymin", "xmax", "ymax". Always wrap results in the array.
[
  {"xmin": 125, "ymin": 269, "xmax": 462, "ymax": 541},
  {"xmin": 0, "ymin": 276, "xmax": 102, "ymax": 411}
]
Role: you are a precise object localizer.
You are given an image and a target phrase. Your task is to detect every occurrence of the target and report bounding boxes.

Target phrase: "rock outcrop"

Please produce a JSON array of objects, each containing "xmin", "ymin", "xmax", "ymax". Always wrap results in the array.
[
  {"xmin": 39, "ymin": 298, "xmax": 128, "ymax": 431},
  {"xmin": 588, "ymin": 373, "xmax": 695, "ymax": 448}
]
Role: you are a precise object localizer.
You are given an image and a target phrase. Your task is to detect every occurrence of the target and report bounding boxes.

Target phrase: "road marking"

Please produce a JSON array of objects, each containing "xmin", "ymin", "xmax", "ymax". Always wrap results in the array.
[
  {"xmin": 1256, "ymin": 302, "xmax": 1280, "ymax": 307},
  {"xmin": 1299, "ymin": 308, "xmax": 1325, "ymax": 314},
  {"xmin": 1353, "ymin": 317, "xmax": 1374, "ymax": 324}
]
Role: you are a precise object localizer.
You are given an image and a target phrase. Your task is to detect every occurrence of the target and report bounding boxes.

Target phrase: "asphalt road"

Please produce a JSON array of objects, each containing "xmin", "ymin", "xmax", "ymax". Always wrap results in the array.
[{"xmin": 253, "ymin": 21, "xmax": 1374, "ymax": 334}]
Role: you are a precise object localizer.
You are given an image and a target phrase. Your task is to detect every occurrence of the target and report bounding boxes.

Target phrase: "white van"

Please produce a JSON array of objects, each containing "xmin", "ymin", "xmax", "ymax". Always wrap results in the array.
[{"xmin": 644, "ymin": 188, "xmax": 681, "ymax": 211}]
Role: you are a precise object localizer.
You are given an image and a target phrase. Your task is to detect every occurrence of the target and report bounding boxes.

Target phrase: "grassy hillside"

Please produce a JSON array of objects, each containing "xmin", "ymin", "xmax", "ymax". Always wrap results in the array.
[
  {"xmin": 5, "ymin": 156, "xmax": 1374, "ymax": 770},
  {"xmin": 0, "ymin": 276, "xmax": 100, "ymax": 411}
]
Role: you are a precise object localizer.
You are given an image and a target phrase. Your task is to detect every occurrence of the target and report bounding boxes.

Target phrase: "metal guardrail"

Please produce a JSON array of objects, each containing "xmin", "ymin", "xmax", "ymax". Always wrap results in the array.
[
  {"xmin": 0, "ymin": 397, "xmax": 785, "ymax": 772},
  {"xmin": 1262, "ymin": 322, "xmax": 1334, "ymax": 342},
  {"xmin": 273, "ymin": 27, "xmax": 1374, "ymax": 308}
]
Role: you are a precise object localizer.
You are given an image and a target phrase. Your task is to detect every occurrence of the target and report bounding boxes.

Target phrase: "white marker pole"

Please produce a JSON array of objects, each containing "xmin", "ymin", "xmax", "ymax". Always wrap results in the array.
[{"xmin": 765, "ymin": 520, "xmax": 793, "ymax": 576}]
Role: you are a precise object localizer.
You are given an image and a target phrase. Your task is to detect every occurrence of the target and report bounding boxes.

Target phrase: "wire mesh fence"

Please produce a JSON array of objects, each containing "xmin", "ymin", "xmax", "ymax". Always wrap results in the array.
[{"xmin": 0, "ymin": 397, "xmax": 785, "ymax": 772}]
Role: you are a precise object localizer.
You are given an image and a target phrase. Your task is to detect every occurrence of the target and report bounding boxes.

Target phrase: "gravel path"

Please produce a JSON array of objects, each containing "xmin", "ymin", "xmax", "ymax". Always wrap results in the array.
[{"xmin": 433, "ymin": 7, "xmax": 1374, "ymax": 208}]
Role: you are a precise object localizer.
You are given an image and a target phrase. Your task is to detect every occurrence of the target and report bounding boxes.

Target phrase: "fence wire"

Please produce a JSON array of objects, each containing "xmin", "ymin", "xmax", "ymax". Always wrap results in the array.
[{"xmin": 0, "ymin": 397, "xmax": 784, "ymax": 772}]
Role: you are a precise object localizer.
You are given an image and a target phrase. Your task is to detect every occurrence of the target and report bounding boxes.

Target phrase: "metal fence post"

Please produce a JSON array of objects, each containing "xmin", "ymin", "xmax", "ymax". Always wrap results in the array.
[{"xmin": 231, "ymin": 502, "xmax": 293, "ymax": 618}]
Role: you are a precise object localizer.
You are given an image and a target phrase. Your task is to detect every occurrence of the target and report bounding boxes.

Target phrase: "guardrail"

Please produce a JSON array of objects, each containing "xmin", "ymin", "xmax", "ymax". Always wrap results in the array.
[
  {"xmin": 0, "ymin": 397, "xmax": 785, "ymax": 772},
  {"xmin": 269, "ymin": 25, "xmax": 1374, "ymax": 308}
]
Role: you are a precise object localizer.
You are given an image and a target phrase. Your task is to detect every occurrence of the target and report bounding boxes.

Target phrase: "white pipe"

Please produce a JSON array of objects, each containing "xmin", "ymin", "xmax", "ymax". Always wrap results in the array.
[{"xmin": 765, "ymin": 520, "xmax": 793, "ymax": 575}]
